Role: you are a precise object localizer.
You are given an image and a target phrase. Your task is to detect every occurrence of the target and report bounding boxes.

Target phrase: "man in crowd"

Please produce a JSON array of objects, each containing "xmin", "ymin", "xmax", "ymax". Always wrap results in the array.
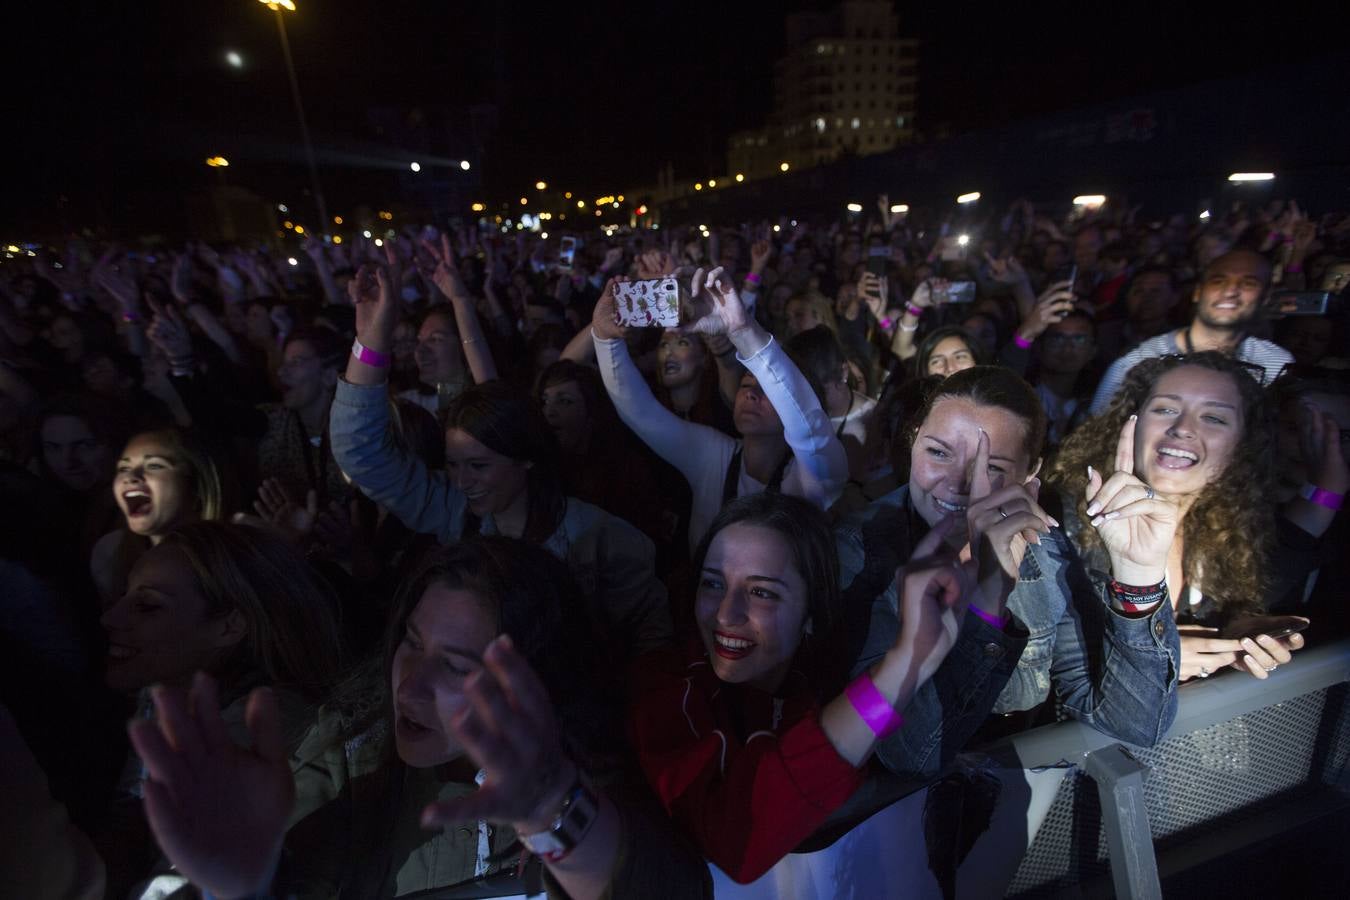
[{"xmin": 1090, "ymin": 249, "xmax": 1293, "ymax": 413}]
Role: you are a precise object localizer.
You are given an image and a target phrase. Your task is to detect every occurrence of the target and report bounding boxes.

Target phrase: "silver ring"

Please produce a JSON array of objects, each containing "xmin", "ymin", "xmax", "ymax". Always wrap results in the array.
[
  {"xmin": 998, "ymin": 506, "xmax": 1009, "ymax": 519},
  {"xmin": 1264, "ymin": 664, "xmax": 1278, "ymax": 672},
  {"xmin": 1143, "ymin": 485, "xmax": 1155, "ymax": 500},
  {"xmin": 1198, "ymin": 666, "xmax": 1210, "ymax": 678}
]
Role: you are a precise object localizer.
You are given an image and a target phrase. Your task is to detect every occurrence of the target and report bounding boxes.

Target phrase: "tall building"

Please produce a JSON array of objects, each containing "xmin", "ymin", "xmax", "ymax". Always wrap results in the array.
[{"xmin": 727, "ymin": 1, "xmax": 918, "ymax": 179}]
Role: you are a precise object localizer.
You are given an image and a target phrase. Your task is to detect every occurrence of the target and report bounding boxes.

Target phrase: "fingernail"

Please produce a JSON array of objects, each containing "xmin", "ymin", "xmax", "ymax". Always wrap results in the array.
[
  {"xmin": 1087, "ymin": 465, "xmax": 1095, "ymax": 479},
  {"xmin": 1086, "ymin": 502, "xmax": 1100, "ymax": 516},
  {"xmin": 1031, "ymin": 533, "xmax": 1041, "ymax": 545},
  {"xmin": 1129, "ymin": 414, "xmax": 1137, "ymax": 421},
  {"xmin": 1103, "ymin": 511, "xmax": 1120, "ymax": 522},
  {"xmin": 1090, "ymin": 516, "xmax": 1105, "ymax": 528},
  {"xmin": 1048, "ymin": 516, "xmax": 1060, "ymax": 528}
]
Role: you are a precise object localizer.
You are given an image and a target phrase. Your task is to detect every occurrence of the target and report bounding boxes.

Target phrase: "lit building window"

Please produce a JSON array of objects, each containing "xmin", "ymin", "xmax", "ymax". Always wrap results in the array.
[
  {"xmin": 851, "ymin": 117, "xmax": 860, "ymax": 129},
  {"xmin": 814, "ymin": 117, "xmax": 825, "ymax": 132}
]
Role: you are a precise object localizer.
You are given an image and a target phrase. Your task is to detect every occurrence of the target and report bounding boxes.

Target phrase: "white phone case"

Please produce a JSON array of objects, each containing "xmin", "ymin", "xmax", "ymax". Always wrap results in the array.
[{"xmin": 614, "ymin": 278, "xmax": 680, "ymax": 328}]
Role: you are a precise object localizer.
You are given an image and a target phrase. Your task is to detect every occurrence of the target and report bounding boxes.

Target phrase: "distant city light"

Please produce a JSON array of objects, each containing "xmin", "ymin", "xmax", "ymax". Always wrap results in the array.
[
  {"xmin": 541, "ymin": 232, "xmax": 548, "ymax": 239},
  {"xmin": 257, "ymin": 0, "xmax": 297, "ymax": 10},
  {"xmin": 277, "ymin": 203, "xmax": 288, "ymax": 213},
  {"xmin": 773, "ymin": 224, "xmax": 781, "ymax": 232},
  {"xmin": 565, "ymin": 191, "xmax": 573, "ymax": 199},
  {"xmin": 283, "ymin": 221, "xmax": 294, "ymax": 229},
  {"xmin": 520, "ymin": 197, "xmax": 528, "ymax": 205},
  {"xmin": 333, "ymin": 215, "xmax": 343, "ymax": 224},
  {"xmin": 957, "ymin": 234, "xmax": 970, "ymax": 246},
  {"xmin": 535, "ymin": 181, "xmax": 547, "ymax": 190},
  {"xmin": 374, "ymin": 238, "xmax": 383, "ymax": 246},
  {"xmin": 846, "ymin": 203, "xmax": 863, "ymax": 213},
  {"xmin": 890, "ymin": 204, "xmax": 909, "ymax": 214},
  {"xmin": 205, "ymin": 156, "xmax": 230, "ymax": 168},
  {"xmin": 611, "ymin": 202, "xmax": 620, "ymax": 209},
  {"xmin": 460, "ymin": 160, "xmax": 471, "ymax": 171},
  {"xmin": 1228, "ymin": 172, "xmax": 1275, "ymax": 182},
  {"xmin": 779, "ymin": 162, "xmax": 790, "ymax": 172},
  {"xmin": 225, "ymin": 50, "xmax": 244, "ymax": 68},
  {"xmin": 287, "ymin": 257, "xmax": 298, "ymax": 266},
  {"xmin": 735, "ymin": 173, "xmax": 745, "ymax": 182},
  {"xmin": 1073, "ymin": 195, "xmax": 1107, "ymax": 208},
  {"xmin": 708, "ymin": 179, "xmax": 717, "ymax": 188},
  {"xmin": 695, "ymin": 183, "xmax": 703, "ymax": 191},
  {"xmin": 332, "ymin": 235, "xmax": 343, "ymax": 244},
  {"xmin": 409, "ymin": 162, "xmax": 421, "ymax": 172},
  {"xmin": 362, "ymin": 230, "xmax": 372, "ymax": 238},
  {"xmin": 471, "ymin": 203, "xmax": 486, "ymax": 212},
  {"xmin": 1199, "ymin": 210, "xmax": 1211, "ymax": 220},
  {"xmin": 293, "ymin": 225, "xmax": 304, "ymax": 235},
  {"xmin": 957, "ymin": 192, "xmax": 981, "ymax": 204},
  {"xmin": 577, "ymin": 200, "xmax": 586, "ymax": 208}
]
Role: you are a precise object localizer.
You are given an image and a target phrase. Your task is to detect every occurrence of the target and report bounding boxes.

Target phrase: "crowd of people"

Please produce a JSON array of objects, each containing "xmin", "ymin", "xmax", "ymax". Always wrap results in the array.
[{"xmin": 2, "ymin": 190, "xmax": 1347, "ymax": 898}]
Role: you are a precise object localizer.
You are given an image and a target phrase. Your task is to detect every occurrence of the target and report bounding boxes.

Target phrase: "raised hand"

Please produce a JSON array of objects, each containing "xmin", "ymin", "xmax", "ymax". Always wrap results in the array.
[
  {"xmin": 679, "ymin": 266, "xmax": 753, "ymax": 339},
  {"xmin": 420, "ymin": 635, "xmax": 575, "ymax": 836},
  {"xmin": 600, "ymin": 246, "xmax": 625, "ymax": 275},
  {"xmin": 636, "ymin": 250, "xmax": 676, "ymax": 280},
  {"xmin": 749, "ymin": 240, "xmax": 773, "ymax": 273},
  {"xmin": 1298, "ymin": 400, "xmax": 1349, "ymax": 495},
  {"xmin": 1085, "ymin": 416, "xmax": 1179, "ymax": 585},
  {"xmin": 909, "ymin": 278, "xmax": 948, "ymax": 311},
  {"xmin": 93, "ymin": 252, "xmax": 142, "ymax": 315},
  {"xmin": 857, "ymin": 271, "xmax": 888, "ymax": 320},
  {"xmin": 894, "ymin": 517, "xmax": 970, "ymax": 685},
  {"xmin": 349, "ymin": 244, "xmax": 403, "ymax": 350},
  {"xmin": 128, "ymin": 672, "xmax": 292, "ymax": 899},
  {"xmin": 423, "ymin": 233, "xmax": 469, "ymax": 302},
  {"xmin": 1017, "ymin": 280, "xmax": 1076, "ymax": 343},
  {"xmin": 965, "ymin": 429, "xmax": 1057, "ymax": 615},
  {"xmin": 145, "ymin": 297, "xmax": 194, "ymax": 362},
  {"xmin": 251, "ymin": 478, "xmax": 318, "ymax": 543},
  {"xmin": 590, "ymin": 277, "xmax": 630, "ymax": 342},
  {"xmin": 984, "ymin": 252, "xmax": 1029, "ymax": 287}
]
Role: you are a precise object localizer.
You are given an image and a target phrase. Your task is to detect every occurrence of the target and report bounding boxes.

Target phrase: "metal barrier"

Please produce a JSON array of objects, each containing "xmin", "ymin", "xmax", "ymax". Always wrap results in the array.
[{"xmin": 989, "ymin": 639, "xmax": 1350, "ymax": 899}]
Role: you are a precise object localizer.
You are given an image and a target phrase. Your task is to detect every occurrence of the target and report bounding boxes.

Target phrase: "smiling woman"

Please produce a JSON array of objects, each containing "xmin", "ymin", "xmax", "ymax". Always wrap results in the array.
[{"xmin": 89, "ymin": 427, "xmax": 225, "ymax": 605}]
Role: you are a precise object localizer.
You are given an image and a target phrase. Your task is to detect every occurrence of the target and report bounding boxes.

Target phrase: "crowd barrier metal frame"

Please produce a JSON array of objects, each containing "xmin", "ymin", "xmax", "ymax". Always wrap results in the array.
[{"xmin": 983, "ymin": 639, "xmax": 1350, "ymax": 899}]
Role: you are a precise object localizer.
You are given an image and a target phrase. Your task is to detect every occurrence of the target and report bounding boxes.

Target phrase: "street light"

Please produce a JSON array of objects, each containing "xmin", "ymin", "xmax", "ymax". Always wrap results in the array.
[
  {"xmin": 957, "ymin": 191, "xmax": 981, "ymax": 204},
  {"xmin": 535, "ymin": 181, "xmax": 547, "ymax": 190},
  {"xmin": 846, "ymin": 203, "xmax": 863, "ymax": 213},
  {"xmin": 460, "ymin": 160, "xmax": 471, "ymax": 171},
  {"xmin": 1228, "ymin": 172, "xmax": 1275, "ymax": 182},
  {"xmin": 257, "ymin": 0, "xmax": 329, "ymax": 231},
  {"xmin": 779, "ymin": 162, "xmax": 790, "ymax": 172},
  {"xmin": 735, "ymin": 173, "xmax": 744, "ymax": 182},
  {"xmin": 225, "ymin": 50, "xmax": 244, "ymax": 68},
  {"xmin": 410, "ymin": 161, "xmax": 421, "ymax": 173},
  {"xmin": 890, "ymin": 203, "xmax": 909, "ymax": 214},
  {"xmin": 205, "ymin": 156, "xmax": 230, "ymax": 167},
  {"xmin": 1073, "ymin": 195, "xmax": 1107, "ymax": 208}
]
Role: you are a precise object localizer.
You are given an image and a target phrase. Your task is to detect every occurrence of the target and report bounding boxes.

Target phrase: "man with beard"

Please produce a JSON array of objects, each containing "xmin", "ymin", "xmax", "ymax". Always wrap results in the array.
[{"xmin": 1090, "ymin": 250, "xmax": 1292, "ymax": 413}]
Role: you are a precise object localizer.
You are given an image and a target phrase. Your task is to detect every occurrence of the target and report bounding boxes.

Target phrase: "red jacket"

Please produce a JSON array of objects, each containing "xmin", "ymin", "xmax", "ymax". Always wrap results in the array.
[{"xmin": 629, "ymin": 639, "xmax": 864, "ymax": 883}]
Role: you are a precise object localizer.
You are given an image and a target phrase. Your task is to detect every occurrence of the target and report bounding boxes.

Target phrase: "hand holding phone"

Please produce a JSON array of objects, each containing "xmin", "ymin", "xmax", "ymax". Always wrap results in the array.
[
  {"xmin": 613, "ymin": 278, "xmax": 680, "ymax": 328},
  {"xmin": 1217, "ymin": 615, "xmax": 1310, "ymax": 642}
]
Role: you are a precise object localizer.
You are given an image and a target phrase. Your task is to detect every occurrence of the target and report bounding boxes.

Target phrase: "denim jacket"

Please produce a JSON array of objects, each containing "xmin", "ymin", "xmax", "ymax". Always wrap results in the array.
[
  {"xmin": 837, "ymin": 487, "xmax": 1027, "ymax": 780},
  {"xmin": 839, "ymin": 486, "xmax": 1179, "ymax": 755},
  {"xmin": 330, "ymin": 380, "xmax": 672, "ymax": 655}
]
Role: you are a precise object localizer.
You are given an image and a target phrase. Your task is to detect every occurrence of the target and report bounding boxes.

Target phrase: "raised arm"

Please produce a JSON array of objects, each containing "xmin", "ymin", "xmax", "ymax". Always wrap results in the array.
[
  {"xmin": 425, "ymin": 233, "xmax": 498, "ymax": 383},
  {"xmin": 592, "ymin": 278, "xmax": 731, "ymax": 485},
  {"xmin": 333, "ymin": 252, "xmax": 467, "ymax": 541},
  {"xmin": 683, "ymin": 267, "xmax": 847, "ymax": 506}
]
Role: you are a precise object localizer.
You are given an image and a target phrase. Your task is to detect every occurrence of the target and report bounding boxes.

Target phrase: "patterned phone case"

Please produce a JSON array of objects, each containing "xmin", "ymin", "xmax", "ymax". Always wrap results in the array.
[{"xmin": 614, "ymin": 278, "xmax": 681, "ymax": 328}]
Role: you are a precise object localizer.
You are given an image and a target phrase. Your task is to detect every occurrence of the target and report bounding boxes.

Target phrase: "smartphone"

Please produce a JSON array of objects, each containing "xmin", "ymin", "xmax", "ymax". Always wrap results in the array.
[
  {"xmin": 867, "ymin": 244, "xmax": 889, "ymax": 277},
  {"xmin": 614, "ymin": 278, "xmax": 680, "ymax": 328},
  {"xmin": 1271, "ymin": 290, "xmax": 1330, "ymax": 317},
  {"xmin": 942, "ymin": 281, "xmax": 977, "ymax": 304},
  {"xmin": 558, "ymin": 236, "xmax": 577, "ymax": 271},
  {"xmin": 1218, "ymin": 615, "xmax": 1310, "ymax": 641}
]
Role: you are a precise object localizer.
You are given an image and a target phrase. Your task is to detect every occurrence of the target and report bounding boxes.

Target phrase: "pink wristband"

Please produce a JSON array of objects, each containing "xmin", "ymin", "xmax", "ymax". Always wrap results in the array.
[
  {"xmin": 1301, "ymin": 483, "xmax": 1344, "ymax": 511},
  {"xmin": 745, "ymin": 272, "xmax": 762, "ymax": 284},
  {"xmin": 968, "ymin": 605, "xmax": 1007, "ymax": 630},
  {"xmin": 351, "ymin": 338, "xmax": 390, "ymax": 368},
  {"xmin": 844, "ymin": 672, "xmax": 904, "ymax": 739},
  {"xmin": 905, "ymin": 303, "xmax": 924, "ymax": 318},
  {"xmin": 1014, "ymin": 333, "xmax": 1033, "ymax": 350}
]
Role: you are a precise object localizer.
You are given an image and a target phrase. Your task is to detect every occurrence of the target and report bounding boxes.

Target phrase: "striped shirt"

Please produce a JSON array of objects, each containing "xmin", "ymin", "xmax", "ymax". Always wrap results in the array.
[{"xmin": 1089, "ymin": 330, "xmax": 1293, "ymax": 415}]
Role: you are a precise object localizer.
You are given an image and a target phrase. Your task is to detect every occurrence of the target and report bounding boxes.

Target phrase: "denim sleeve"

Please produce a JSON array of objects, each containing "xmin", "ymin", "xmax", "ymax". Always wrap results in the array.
[
  {"xmin": 849, "ymin": 582, "xmax": 1027, "ymax": 780},
  {"xmin": 329, "ymin": 379, "xmax": 464, "ymax": 544},
  {"xmin": 1049, "ymin": 564, "xmax": 1180, "ymax": 747}
]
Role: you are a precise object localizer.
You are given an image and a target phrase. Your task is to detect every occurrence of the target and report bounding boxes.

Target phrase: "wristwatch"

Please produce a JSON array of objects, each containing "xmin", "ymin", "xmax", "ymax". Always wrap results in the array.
[{"xmin": 518, "ymin": 779, "xmax": 600, "ymax": 862}]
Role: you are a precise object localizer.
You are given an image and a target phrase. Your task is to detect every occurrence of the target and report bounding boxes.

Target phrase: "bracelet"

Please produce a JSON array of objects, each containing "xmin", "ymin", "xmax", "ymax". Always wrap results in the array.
[
  {"xmin": 844, "ymin": 672, "xmax": 904, "ymax": 739},
  {"xmin": 351, "ymin": 338, "xmax": 390, "ymax": 368},
  {"xmin": 968, "ymin": 605, "xmax": 1007, "ymax": 630},
  {"xmin": 745, "ymin": 272, "xmax": 762, "ymax": 284},
  {"xmin": 898, "ymin": 321, "xmax": 919, "ymax": 332},
  {"xmin": 1109, "ymin": 578, "xmax": 1167, "ymax": 612},
  {"xmin": 905, "ymin": 303, "xmax": 924, "ymax": 318},
  {"xmin": 1300, "ymin": 483, "xmax": 1344, "ymax": 511},
  {"xmin": 1013, "ymin": 333, "xmax": 1033, "ymax": 350}
]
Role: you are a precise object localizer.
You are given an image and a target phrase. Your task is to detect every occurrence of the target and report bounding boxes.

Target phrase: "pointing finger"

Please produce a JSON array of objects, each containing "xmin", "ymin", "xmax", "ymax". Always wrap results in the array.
[{"xmin": 1114, "ymin": 415, "xmax": 1137, "ymax": 477}]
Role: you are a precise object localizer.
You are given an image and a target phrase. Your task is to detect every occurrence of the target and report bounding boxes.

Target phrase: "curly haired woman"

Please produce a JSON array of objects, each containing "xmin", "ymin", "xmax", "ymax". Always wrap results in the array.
[{"xmin": 1051, "ymin": 351, "xmax": 1307, "ymax": 683}]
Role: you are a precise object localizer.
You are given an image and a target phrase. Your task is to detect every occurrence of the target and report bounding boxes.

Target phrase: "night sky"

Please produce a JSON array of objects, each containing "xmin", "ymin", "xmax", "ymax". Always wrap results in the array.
[{"xmin": 3, "ymin": 0, "xmax": 1342, "ymax": 234}]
